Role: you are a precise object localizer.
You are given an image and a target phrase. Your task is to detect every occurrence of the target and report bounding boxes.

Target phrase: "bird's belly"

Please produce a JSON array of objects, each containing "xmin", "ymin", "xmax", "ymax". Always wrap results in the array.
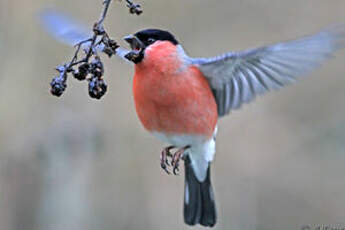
[
  {"xmin": 133, "ymin": 65, "xmax": 218, "ymax": 138},
  {"xmin": 152, "ymin": 131, "xmax": 208, "ymax": 147}
]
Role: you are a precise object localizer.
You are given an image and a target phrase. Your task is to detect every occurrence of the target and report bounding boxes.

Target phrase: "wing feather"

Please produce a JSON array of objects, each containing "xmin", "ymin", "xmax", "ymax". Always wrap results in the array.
[
  {"xmin": 223, "ymin": 83, "xmax": 231, "ymax": 113},
  {"xmin": 237, "ymin": 70, "xmax": 252, "ymax": 103},
  {"xmin": 230, "ymin": 78, "xmax": 240, "ymax": 109},
  {"xmin": 195, "ymin": 25, "xmax": 345, "ymax": 116}
]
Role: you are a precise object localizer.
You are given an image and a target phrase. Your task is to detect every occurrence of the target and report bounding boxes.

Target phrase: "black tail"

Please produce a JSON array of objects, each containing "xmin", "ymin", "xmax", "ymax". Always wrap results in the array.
[{"xmin": 183, "ymin": 155, "xmax": 217, "ymax": 227}]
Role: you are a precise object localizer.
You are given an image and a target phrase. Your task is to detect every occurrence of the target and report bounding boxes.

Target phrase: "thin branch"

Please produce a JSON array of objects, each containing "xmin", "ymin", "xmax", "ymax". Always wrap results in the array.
[{"xmin": 99, "ymin": 0, "xmax": 113, "ymax": 24}]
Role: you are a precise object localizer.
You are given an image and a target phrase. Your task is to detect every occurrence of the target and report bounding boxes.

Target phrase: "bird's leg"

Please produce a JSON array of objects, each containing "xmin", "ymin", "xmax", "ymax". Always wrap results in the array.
[
  {"xmin": 160, "ymin": 146, "xmax": 175, "ymax": 174},
  {"xmin": 171, "ymin": 145, "xmax": 191, "ymax": 175}
]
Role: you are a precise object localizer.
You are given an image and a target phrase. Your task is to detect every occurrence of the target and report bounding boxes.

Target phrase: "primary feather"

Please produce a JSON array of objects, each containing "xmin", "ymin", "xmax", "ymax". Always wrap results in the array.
[{"xmin": 194, "ymin": 25, "xmax": 345, "ymax": 116}]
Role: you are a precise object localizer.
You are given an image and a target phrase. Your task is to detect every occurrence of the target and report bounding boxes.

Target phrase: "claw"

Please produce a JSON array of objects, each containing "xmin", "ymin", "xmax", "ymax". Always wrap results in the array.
[
  {"xmin": 160, "ymin": 146, "xmax": 175, "ymax": 175},
  {"xmin": 173, "ymin": 164, "xmax": 180, "ymax": 175},
  {"xmin": 160, "ymin": 162, "xmax": 170, "ymax": 174}
]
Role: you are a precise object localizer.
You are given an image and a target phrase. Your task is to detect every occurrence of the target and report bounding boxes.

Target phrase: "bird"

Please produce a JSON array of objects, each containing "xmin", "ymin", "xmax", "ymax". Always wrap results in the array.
[{"xmin": 40, "ymin": 10, "xmax": 345, "ymax": 227}]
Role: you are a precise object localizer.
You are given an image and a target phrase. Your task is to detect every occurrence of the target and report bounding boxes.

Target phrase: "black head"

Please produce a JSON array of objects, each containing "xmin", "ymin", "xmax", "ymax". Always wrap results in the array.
[
  {"xmin": 123, "ymin": 29, "xmax": 178, "ymax": 63},
  {"xmin": 134, "ymin": 29, "xmax": 179, "ymax": 46}
]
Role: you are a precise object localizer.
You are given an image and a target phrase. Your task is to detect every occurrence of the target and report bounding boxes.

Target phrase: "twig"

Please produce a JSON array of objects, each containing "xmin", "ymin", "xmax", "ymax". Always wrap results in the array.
[{"xmin": 100, "ymin": 0, "xmax": 112, "ymax": 24}]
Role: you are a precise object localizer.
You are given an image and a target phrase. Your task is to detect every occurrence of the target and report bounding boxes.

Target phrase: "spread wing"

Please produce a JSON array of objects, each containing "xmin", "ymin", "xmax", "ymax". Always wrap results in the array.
[
  {"xmin": 39, "ymin": 9, "xmax": 131, "ymax": 61},
  {"xmin": 194, "ymin": 25, "xmax": 345, "ymax": 117}
]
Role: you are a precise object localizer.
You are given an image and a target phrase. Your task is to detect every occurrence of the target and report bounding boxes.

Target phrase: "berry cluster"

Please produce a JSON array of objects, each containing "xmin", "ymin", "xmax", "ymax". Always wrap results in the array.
[
  {"xmin": 50, "ymin": 30, "xmax": 117, "ymax": 99},
  {"xmin": 50, "ymin": 0, "xmax": 142, "ymax": 100}
]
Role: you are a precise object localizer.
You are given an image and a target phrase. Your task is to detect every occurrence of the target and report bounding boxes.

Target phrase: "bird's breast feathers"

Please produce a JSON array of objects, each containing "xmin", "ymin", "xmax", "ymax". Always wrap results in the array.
[{"xmin": 132, "ymin": 41, "xmax": 218, "ymax": 138}]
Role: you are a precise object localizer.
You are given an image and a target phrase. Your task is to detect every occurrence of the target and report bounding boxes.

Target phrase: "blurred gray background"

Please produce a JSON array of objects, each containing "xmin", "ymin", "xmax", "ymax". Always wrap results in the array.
[{"xmin": 0, "ymin": 0, "xmax": 345, "ymax": 229}]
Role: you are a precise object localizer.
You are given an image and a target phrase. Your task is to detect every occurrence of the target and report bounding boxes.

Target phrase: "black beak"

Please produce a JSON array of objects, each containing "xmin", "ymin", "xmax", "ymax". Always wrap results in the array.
[
  {"xmin": 123, "ymin": 34, "xmax": 145, "ymax": 50},
  {"xmin": 123, "ymin": 35, "xmax": 145, "ymax": 63}
]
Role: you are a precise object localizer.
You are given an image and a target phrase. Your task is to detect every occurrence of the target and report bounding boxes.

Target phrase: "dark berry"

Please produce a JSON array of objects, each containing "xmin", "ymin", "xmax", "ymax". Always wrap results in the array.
[
  {"xmin": 73, "ymin": 63, "xmax": 90, "ymax": 80},
  {"xmin": 128, "ymin": 3, "xmax": 142, "ymax": 15},
  {"xmin": 102, "ymin": 47, "xmax": 114, "ymax": 57},
  {"xmin": 108, "ymin": 39, "xmax": 119, "ymax": 50},
  {"xmin": 102, "ymin": 39, "xmax": 119, "ymax": 57},
  {"xmin": 88, "ymin": 77, "xmax": 107, "ymax": 99},
  {"xmin": 50, "ymin": 76, "xmax": 67, "ymax": 97},
  {"xmin": 90, "ymin": 58, "xmax": 104, "ymax": 78}
]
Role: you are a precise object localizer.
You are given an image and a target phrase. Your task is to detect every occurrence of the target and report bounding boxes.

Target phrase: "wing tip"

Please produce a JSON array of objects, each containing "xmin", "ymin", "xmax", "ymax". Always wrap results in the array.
[
  {"xmin": 321, "ymin": 23, "xmax": 345, "ymax": 50},
  {"xmin": 37, "ymin": 8, "xmax": 90, "ymax": 46}
]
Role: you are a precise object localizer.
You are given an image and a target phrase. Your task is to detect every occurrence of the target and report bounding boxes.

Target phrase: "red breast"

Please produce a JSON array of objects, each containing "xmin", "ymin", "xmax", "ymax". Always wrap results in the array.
[{"xmin": 132, "ymin": 41, "xmax": 218, "ymax": 138}]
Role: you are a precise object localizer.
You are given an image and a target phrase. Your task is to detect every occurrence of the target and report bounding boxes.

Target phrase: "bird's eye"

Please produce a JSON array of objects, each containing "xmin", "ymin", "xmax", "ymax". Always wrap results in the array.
[{"xmin": 147, "ymin": 38, "xmax": 156, "ymax": 44}]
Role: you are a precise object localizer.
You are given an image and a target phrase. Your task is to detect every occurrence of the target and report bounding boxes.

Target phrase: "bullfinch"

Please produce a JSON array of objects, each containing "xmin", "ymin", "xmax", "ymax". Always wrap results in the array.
[{"xmin": 40, "ymin": 10, "xmax": 345, "ymax": 227}]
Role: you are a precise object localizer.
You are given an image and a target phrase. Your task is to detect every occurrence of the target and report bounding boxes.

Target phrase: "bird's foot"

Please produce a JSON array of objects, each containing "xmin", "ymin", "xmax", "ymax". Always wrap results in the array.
[
  {"xmin": 160, "ymin": 145, "xmax": 190, "ymax": 175},
  {"xmin": 171, "ymin": 145, "xmax": 190, "ymax": 175},
  {"xmin": 160, "ymin": 146, "xmax": 175, "ymax": 174}
]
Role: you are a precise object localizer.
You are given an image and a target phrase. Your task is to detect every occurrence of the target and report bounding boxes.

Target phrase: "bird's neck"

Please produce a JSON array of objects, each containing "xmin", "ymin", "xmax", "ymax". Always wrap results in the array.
[{"xmin": 135, "ymin": 42, "xmax": 189, "ymax": 76}]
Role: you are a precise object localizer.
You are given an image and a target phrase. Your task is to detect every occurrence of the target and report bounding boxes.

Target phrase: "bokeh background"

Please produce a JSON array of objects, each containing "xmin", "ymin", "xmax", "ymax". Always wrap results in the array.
[{"xmin": 1, "ymin": 0, "xmax": 345, "ymax": 229}]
